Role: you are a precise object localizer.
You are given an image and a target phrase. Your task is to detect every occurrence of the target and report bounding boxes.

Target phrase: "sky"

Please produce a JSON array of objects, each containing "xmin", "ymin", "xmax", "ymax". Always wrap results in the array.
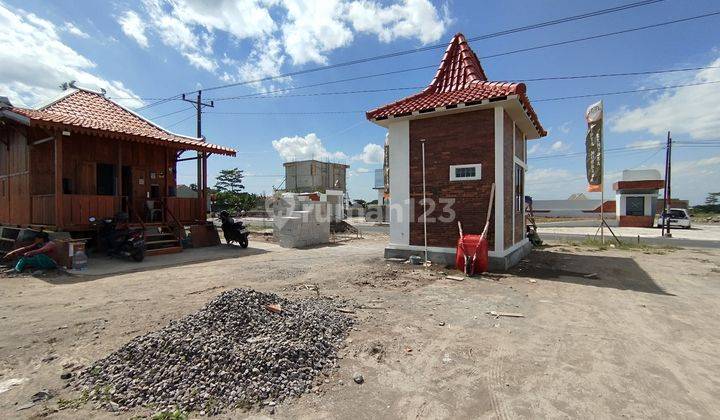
[{"xmin": 1, "ymin": 0, "xmax": 719, "ymax": 204}]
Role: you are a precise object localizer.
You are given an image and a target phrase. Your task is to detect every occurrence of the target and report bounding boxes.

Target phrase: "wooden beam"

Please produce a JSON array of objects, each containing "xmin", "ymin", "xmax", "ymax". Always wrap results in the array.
[
  {"xmin": 164, "ymin": 149, "xmax": 169, "ymax": 224},
  {"xmin": 54, "ymin": 133, "xmax": 63, "ymax": 229},
  {"xmin": 116, "ymin": 141, "xmax": 122, "ymax": 216},
  {"xmin": 202, "ymin": 152, "xmax": 207, "ymax": 218}
]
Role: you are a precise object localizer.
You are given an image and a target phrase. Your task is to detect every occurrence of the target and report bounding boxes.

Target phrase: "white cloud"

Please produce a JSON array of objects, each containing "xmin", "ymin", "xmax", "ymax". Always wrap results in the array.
[
  {"xmin": 352, "ymin": 143, "xmax": 384, "ymax": 164},
  {"xmin": 236, "ymin": 37, "xmax": 288, "ymax": 91},
  {"xmin": 611, "ymin": 56, "xmax": 720, "ymax": 140},
  {"xmin": 550, "ymin": 140, "xmax": 570, "ymax": 153},
  {"xmin": 183, "ymin": 51, "xmax": 218, "ymax": 72},
  {"xmin": 528, "ymin": 139, "xmax": 570, "ymax": 157},
  {"xmin": 271, "ymin": 133, "xmax": 348, "ymax": 162},
  {"xmin": 627, "ymin": 139, "xmax": 663, "ymax": 149},
  {"xmin": 281, "ymin": 0, "xmax": 354, "ymax": 65},
  {"xmin": 0, "ymin": 4, "xmax": 142, "ymax": 108},
  {"xmin": 557, "ymin": 121, "xmax": 571, "ymax": 134},
  {"xmin": 118, "ymin": 10, "xmax": 148, "ymax": 48},
  {"xmin": 115, "ymin": 0, "xmax": 450, "ymax": 88},
  {"xmin": 347, "ymin": 0, "xmax": 451, "ymax": 44},
  {"xmin": 355, "ymin": 167, "xmax": 370, "ymax": 173},
  {"xmin": 63, "ymin": 22, "xmax": 89, "ymax": 38},
  {"xmin": 172, "ymin": 0, "xmax": 276, "ymax": 39}
]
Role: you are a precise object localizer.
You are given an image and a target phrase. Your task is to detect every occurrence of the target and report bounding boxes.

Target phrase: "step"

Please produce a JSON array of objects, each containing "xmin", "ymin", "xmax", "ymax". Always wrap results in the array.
[
  {"xmin": 145, "ymin": 233, "xmax": 177, "ymax": 241},
  {"xmin": 146, "ymin": 239, "xmax": 181, "ymax": 245},
  {"xmin": 146, "ymin": 246, "xmax": 183, "ymax": 256}
]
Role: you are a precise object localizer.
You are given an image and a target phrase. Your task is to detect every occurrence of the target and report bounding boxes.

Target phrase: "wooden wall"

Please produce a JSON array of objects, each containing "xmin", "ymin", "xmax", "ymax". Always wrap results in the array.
[
  {"xmin": 3, "ymin": 125, "xmax": 189, "ymax": 229},
  {"xmin": 0, "ymin": 124, "xmax": 30, "ymax": 226},
  {"xmin": 58, "ymin": 133, "xmax": 177, "ymax": 197}
]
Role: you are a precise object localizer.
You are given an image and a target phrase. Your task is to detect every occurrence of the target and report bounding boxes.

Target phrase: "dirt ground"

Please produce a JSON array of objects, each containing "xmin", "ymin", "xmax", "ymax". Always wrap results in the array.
[{"xmin": 1, "ymin": 233, "xmax": 719, "ymax": 419}]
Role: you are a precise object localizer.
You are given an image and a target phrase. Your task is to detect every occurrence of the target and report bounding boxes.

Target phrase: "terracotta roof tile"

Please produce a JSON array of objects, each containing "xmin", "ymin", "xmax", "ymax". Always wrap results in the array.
[
  {"xmin": 9, "ymin": 89, "xmax": 235, "ymax": 156},
  {"xmin": 366, "ymin": 33, "xmax": 545, "ymax": 136}
]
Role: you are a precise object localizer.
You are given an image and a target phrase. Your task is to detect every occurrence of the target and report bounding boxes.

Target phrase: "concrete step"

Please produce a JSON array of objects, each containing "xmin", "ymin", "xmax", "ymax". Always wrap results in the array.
[{"xmin": 146, "ymin": 246, "xmax": 183, "ymax": 256}]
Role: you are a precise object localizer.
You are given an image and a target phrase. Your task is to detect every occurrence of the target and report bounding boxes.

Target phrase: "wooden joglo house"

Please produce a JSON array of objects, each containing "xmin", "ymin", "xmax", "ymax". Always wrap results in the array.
[{"xmin": 0, "ymin": 87, "xmax": 235, "ymax": 253}]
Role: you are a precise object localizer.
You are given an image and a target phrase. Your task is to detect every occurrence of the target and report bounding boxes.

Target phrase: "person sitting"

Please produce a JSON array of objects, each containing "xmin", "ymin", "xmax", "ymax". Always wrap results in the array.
[{"xmin": 2, "ymin": 232, "xmax": 59, "ymax": 273}]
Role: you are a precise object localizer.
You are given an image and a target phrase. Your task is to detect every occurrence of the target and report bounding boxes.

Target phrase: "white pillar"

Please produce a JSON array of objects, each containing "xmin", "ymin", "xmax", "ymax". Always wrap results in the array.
[{"xmin": 494, "ymin": 107, "xmax": 505, "ymax": 253}]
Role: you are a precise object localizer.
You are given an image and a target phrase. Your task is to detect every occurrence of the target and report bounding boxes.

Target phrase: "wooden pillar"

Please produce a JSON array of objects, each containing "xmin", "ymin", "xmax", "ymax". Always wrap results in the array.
[
  {"xmin": 163, "ymin": 149, "xmax": 169, "ymax": 223},
  {"xmin": 54, "ymin": 133, "xmax": 63, "ymax": 229},
  {"xmin": 202, "ymin": 152, "xmax": 207, "ymax": 219},
  {"xmin": 116, "ymin": 141, "xmax": 122, "ymax": 213}
]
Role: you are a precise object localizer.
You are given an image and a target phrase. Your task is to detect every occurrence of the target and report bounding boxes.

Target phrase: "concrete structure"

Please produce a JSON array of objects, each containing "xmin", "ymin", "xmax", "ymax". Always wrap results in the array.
[
  {"xmin": 373, "ymin": 168, "xmax": 385, "ymax": 203},
  {"xmin": 366, "ymin": 33, "xmax": 546, "ymax": 270},
  {"xmin": 272, "ymin": 193, "xmax": 330, "ymax": 248},
  {"xmin": 283, "ymin": 160, "xmax": 348, "ymax": 193},
  {"xmin": 613, "ymin": 169, "xmax": 664, "ymax": 227}
]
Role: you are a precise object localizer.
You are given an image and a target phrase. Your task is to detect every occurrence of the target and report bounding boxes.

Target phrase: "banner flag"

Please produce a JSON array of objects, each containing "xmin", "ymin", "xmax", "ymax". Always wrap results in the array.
[{"xmin": 585, "ymin": 101, "xmax": 603, "ymax": 192}]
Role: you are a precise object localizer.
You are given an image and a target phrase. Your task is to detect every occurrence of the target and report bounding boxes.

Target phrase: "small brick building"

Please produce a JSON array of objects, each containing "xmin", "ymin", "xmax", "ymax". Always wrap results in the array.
[
  {"xmin": 613, "ymin": 169, "xmax": 664, "ymax": 227},
  {"xmin": 366, "ymin": 33, "xmax": 546, "ymax": 269}
]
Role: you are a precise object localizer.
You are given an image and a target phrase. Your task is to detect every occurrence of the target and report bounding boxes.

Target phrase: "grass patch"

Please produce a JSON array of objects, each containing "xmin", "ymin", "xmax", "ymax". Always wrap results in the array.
[
  {"xmin": 57, "ymin": 389, "xmax": 90, "ymax": 410},
  {"xmin": 691, "ymin": 211, "xmax": 720, "ymax": 220},
  {"xmin": 564, "ymin": 237, "xmax": 680, "ymax": 254}
]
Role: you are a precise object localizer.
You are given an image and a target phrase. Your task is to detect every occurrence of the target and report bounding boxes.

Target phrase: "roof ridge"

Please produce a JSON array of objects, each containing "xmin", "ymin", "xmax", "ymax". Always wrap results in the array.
[{"xmin": 423, "ymin": 33, "xmax": 488, "ymax": 95}]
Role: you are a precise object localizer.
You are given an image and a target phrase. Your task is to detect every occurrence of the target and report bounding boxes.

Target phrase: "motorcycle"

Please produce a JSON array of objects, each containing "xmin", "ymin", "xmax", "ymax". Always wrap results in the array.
[
  {"xmin": 89, "ymin": 214, "xmax": 146, "ymax": 262},
  {"xmin": 218, "ymin": 210, "xmax": 249, "ymax": 248}
]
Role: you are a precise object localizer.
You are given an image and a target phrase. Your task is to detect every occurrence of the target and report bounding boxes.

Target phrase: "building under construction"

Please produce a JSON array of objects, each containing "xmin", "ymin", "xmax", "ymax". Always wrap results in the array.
[{"xmin": 283, "ymin": 160, "xmax": 348, "ymax": 193}]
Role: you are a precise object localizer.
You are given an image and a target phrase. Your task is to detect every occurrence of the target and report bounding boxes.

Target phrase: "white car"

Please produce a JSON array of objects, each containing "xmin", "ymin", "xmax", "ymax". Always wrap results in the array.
[{"xmin": 656, "ymin": 208, "xmax": 691, "ymax": 229}]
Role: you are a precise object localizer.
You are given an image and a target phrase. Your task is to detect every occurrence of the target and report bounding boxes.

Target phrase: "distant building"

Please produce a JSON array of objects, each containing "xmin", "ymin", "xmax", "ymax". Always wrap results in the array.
[
  {"xmin": 532, "ymin": 197, "xmax": 606, "ymax": 218},
  {"xmin": 283, "ymin": 160, "xmax": 349, "ymax": 193},
  {"xmin": 613, "ymin": 169, "xmax": 664, "ymax": 227}
]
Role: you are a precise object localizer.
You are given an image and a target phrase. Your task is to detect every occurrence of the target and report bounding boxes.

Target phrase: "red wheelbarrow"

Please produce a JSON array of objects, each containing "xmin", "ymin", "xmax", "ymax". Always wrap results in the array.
[{"xmin": 456, "ymin": 183, "xmax": 495, "ymax": 276}]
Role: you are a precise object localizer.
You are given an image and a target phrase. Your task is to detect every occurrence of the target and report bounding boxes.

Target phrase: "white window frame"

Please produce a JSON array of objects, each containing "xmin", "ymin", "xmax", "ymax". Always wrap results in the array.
[{"xmin": 449, "ymin": 164, "xmax": 482, "ymax": 181}]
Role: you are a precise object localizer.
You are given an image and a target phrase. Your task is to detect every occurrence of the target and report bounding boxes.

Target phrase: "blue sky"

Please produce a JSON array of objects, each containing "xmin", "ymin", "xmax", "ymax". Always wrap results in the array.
[{"xmin": 2, "ymin": 0, "xmax": 719, "ymax": 204}]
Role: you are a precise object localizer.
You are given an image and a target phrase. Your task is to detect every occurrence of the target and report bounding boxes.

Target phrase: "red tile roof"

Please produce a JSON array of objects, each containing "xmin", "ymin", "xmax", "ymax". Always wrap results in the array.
[
  {"xmin": 366, "ymin": 33, "xmax": 546, "ymax": 136},
  {"xmin": 8, "ymin": 89, "xmax": 235, "ymax": 156}
]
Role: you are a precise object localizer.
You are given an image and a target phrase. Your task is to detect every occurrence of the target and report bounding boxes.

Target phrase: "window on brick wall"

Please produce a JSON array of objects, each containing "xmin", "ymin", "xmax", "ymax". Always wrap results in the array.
[
  {"xmin": 515, "ymin": 164, "xmax": 524, "ymax": 213},
  {"xmin": 449, "ymin": 164, "xmax": 481, "ymax": 181}
]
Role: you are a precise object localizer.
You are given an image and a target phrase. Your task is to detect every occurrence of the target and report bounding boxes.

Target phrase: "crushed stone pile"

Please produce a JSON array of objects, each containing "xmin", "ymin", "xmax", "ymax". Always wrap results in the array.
[{"xmin": 75, "ymin": 289, "xmax": 353, "ymax": 415}]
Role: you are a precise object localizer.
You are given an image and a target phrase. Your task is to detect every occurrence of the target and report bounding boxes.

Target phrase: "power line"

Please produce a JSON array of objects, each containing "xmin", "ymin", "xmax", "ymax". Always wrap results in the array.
[
  {"xmin": 196, "ymin": 0, "xmax": 667, "ymax": 94},
  {"xmin": 133, "ymin": 8, "xmax": 720, "ymax": 111},
  {"xmin": 535, "ymin": 80, "xmax": 720, "ymax": 102},
  {"xmin": 164, "ymin": 112, "xmax": 196, "ymax": 128},
  {"xmin": 208, "ymin": 65, "xmax": 720, "ymax": 102},
  {"xmin": 206, "ymin": 110, "xmax": 365, "ymax": 115},
  {"xmin": 520, "ymin": 65, "xmax": 720, "ymax": 82},
  {"xmin": 196, "ymin": 79, "xmax": 720, "ymax": 118},
  {"xmin": 530, "ymin": 145, "xmax": 665, "ymax": 160},
  {"xmin": 148, "ymin": 106, "xmax": 195, "ymax": 119}
]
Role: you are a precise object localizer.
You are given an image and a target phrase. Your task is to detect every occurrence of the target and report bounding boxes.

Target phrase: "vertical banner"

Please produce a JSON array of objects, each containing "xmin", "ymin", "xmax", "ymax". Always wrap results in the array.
[{"xmin": 585, "ymin": 101, "xmax": 603, "ymax": 192}]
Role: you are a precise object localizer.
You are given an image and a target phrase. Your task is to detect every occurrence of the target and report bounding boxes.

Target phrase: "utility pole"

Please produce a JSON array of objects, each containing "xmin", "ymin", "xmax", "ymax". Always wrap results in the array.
[
  {"xmin": 662, "ymin": 131, "xmax": 672, "ymax": 237},
  {"xmin": 182, "ymin": 91, "xmax": 214, "ymax": 219}
]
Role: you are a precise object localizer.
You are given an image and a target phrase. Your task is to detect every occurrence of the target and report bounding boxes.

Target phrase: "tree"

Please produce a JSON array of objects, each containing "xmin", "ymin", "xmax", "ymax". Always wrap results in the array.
[
  {"xmin": 214, "ymin": 191, "xmax": 258, "ymax": 212},
  {"xmin": 214, "ymin": 168, "xmax": 245, "ymax": 194},
  {"xmin": 705, "ymin": 192, "xmax": 720, "ymax": 206},
  {"xmin": 190, "ymin": 183, "xmax": 198, "ymax": 191}
]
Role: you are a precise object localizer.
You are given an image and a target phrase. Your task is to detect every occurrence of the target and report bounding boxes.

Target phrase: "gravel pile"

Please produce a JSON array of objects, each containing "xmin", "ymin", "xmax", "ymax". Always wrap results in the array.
[{"xmin": 75, "ymin": 289, "xmax": 353, "ymax": 415}]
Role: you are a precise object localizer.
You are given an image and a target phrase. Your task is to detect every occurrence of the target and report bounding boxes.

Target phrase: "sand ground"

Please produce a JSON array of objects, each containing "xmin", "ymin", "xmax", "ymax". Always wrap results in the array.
[{"xmin": 1, "ymin": 233, "xmax": 719, "ymax": 419}]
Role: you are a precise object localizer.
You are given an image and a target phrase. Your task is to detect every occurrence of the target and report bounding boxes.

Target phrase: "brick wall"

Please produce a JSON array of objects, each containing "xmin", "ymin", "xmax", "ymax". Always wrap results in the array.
[
  {"xmin": 408, "ymin": 110, "xmax": 495, "ymax": 248},
  {"xmin": 619, "ymin": 215, "xmax": 654, "ymax": 227}
]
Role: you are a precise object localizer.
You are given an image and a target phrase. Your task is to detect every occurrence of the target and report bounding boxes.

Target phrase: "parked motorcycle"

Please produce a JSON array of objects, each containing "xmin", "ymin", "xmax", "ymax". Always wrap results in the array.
[
  {"xmin": 89, "ymin": 214, "xmax": 146, "ymax": 262},
  {"xmin": 218, "ymin": 210, "xmax": 249, "ymax": 248}
]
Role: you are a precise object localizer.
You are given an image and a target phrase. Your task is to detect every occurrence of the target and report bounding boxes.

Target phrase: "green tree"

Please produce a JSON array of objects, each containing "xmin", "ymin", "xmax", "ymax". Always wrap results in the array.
[
  {"xmin": 215, "ymin": 191, "xmax": 258, "ymax": 212},
  {"xmin": 705, "ymin": 192, "xmax": 720, "ymax": 205},
  {"xmin": 214, "ymin": 168, "xmax": 245, "ymax": 194}
]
